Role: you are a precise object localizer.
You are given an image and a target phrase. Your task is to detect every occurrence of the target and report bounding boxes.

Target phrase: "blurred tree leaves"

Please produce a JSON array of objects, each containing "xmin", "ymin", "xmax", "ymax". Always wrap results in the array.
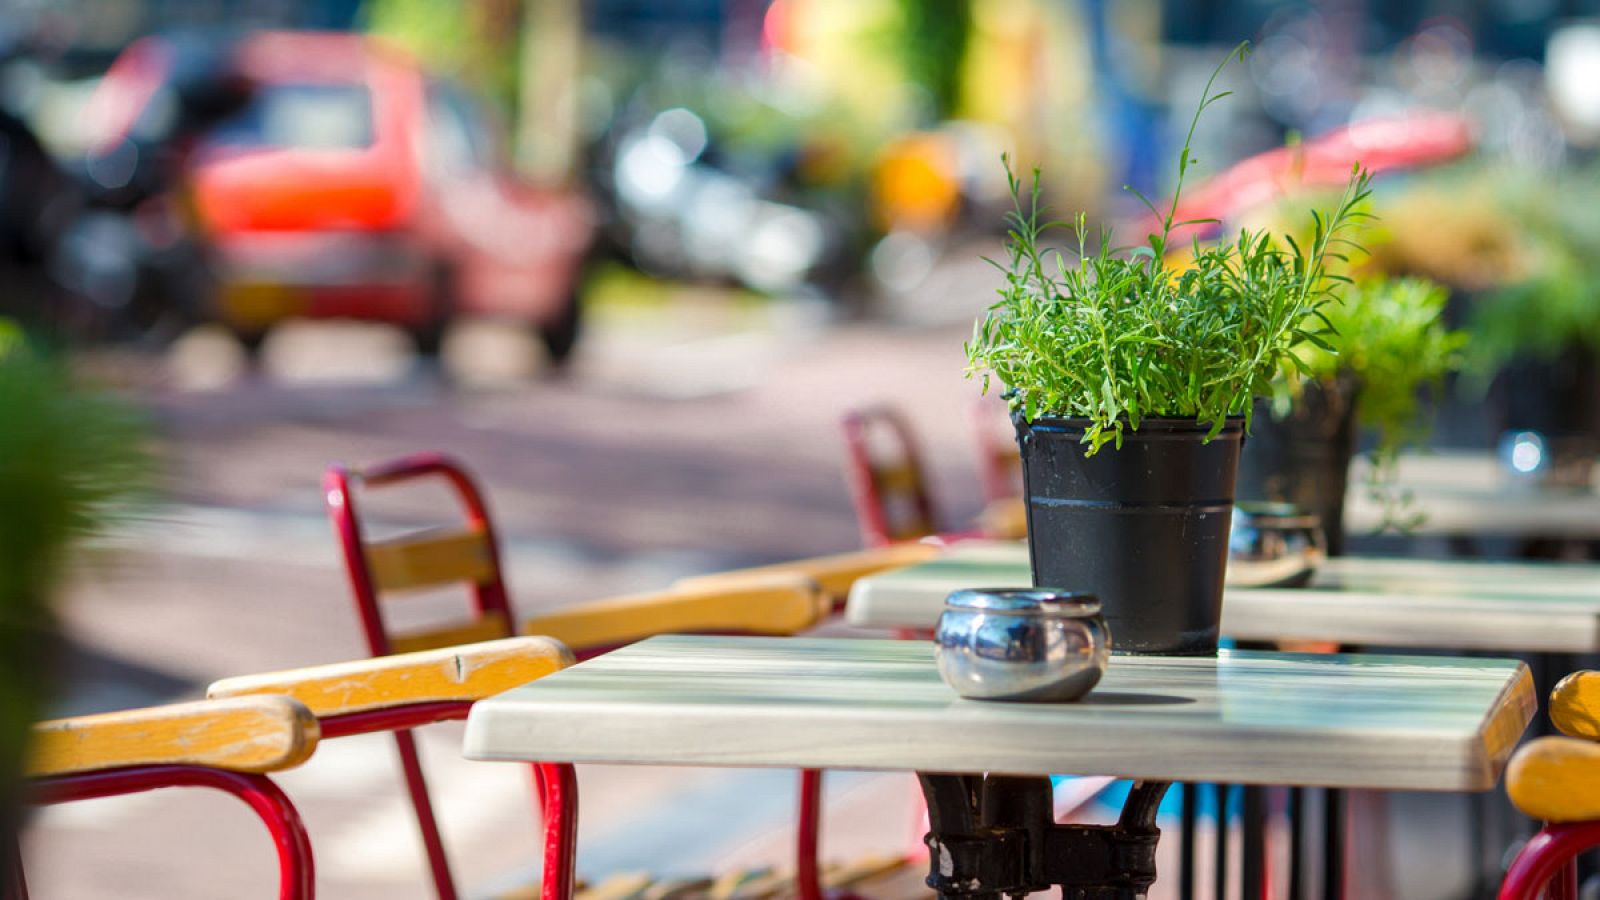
[
  {"xmin": 363, "ymin": 0, "xmax": 522, "ymax": 120},
  {"xmin": 898, "ymin": 0, "xmax": 970, "ymax": 120}
]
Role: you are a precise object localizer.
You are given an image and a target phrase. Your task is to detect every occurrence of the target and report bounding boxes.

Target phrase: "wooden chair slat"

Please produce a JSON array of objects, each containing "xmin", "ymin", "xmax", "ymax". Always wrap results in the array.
[
  {"xmin": 207, "ymin": 636, "xmax": 572, "ymax": 717},
  {"xmin": 1507, "ymin": 735, "xmax": 1600, "ymax": 822},
  {"xmin": 27, "ymin": 696, "xmax": 318, "ymax": 778},
  {"xmin": 1552, "ymin": 671, "xmax": 1600, "ymax": 741},
  {"xmin": 388, "ymin": 610, "xmax": 513, "ymax": 655},
  {"xmin": 365, "ymin": 526, "xmax": 497, "ymax": 594},
  {"xmin": 871, "ymin": 462, "xmax": 923, "ymax": 495},
  {"xmin": 521, "ymin": 577, "xmax": 828, "ymax": 652},
  {"xmin": 978, "ymin": 497, "xmax": 1027, "ymax": 540},
  {"xmin": 672, "ymin": 544, "xmax": 939, "ymax": 601}
]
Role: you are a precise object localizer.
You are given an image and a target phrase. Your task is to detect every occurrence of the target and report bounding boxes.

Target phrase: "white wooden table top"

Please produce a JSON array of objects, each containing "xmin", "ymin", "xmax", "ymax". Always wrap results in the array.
[
  {"xmin": 463, "ymin": 635, "xmax": 1533, "ymax": 792},
  {"xmin": 1340, "ymin": 451, "xmax": 1598, "ymax": 538},
  {"xmin": 844, "ymin": 542, "xmax": 1600, "ymax": 652}
]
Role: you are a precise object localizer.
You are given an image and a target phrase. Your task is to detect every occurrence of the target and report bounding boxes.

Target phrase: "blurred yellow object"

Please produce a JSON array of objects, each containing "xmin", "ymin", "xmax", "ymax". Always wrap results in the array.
[
  {"xmin": 871, "ymin": 133, "xmax": 962, "ymax": 232},
  {"xmin": 1366, "ymin": 182, "xmax": 1531, "ymax": 291}
]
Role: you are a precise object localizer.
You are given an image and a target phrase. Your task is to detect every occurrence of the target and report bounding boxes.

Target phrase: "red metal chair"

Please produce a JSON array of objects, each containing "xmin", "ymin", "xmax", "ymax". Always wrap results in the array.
[
  {"xmin": 841, "ymin": 406, "xmax": 994, "ymax": 548},
  {"xmin": 324, "ymin": 452, "xmax": 865, "ymax": 900},
  {"xmin": 12, "ymin": 695, "xmax": 320, "ymax": 900},
  {"xmin": 324, "ymin": 452, "xmax": 519, "ymax": 900}
]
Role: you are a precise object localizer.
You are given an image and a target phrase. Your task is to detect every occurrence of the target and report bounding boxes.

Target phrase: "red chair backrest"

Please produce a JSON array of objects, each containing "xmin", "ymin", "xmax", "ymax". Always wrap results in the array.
[
  {"xmin": 840, "ymin": 407, "xmax": 940, "ymax": 547},
  {"xmin": 324, "ymin": 452, "xmax": 516, "ymax": 657}
]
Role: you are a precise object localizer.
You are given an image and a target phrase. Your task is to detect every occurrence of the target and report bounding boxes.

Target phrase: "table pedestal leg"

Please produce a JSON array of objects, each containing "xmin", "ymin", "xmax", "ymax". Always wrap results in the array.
[{"xmin": 917, "ymin": 774, "xmax": 1170, "ymax": 900}]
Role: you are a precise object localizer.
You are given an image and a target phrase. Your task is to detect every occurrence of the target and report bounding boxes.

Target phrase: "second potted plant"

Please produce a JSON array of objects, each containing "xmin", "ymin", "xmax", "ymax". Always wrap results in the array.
[
  {"xmin": 966, "ymin": 45, "xmax": 1371, "ymax": 655},
  {"xmin": 1238, "ymin": 276, "xmax": 1465, "ymax": 553}
]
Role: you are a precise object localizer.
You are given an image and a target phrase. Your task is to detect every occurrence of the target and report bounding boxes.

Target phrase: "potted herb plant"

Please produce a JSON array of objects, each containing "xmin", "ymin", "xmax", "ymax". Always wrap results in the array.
[
  {"xmin": 1239, "ymin": 277, "xmax": 1466, "ymax": 553},
  {"xmin": 965, "ymin": 45, "xmax": 1371, "ymax": 655}
]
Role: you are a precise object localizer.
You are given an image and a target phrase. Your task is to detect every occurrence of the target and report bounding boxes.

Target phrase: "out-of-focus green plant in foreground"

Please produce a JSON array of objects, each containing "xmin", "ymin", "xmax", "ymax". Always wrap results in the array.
[{"xmin": 0, "ymin": 326, "xmax": 151, "ymax": 802}]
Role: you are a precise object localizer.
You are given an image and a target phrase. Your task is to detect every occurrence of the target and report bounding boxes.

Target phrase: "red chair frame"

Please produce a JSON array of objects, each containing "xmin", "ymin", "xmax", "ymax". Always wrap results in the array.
[
  {"xmin": 1499, "ymin": 821, "xmax": 1596, "ymax": 900},
  {"xmin": 840, "ymin": 407, "xmax": 941, "ymax": 547},
  {"xmin": 324, "ymin": 453, "xmax": 543, "ymax": 900},
  {"xmin": 12, "ymin": 765, "xmax": 313, "ymax": 900},
  {"xmin": 325, "ymin": 452, "xmax": 515, "ymax": 660},
  {"xmin": 320, "ymin": 700, "xmax": 577, "ymax": 900},
  {"xmin": 325, "ymin": 452, "xmax": 819, "ymax": 900}
]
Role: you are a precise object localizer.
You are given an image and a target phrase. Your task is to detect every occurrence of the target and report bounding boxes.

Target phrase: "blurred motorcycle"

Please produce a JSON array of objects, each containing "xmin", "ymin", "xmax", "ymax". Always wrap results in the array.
[{"xmin": 0, "ymin": 31, "xmax": 251, "ymax": 345}]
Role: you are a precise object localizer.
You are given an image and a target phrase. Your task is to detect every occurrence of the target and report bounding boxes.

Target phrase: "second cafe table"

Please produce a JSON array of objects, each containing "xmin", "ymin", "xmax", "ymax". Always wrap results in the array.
[
  {"xmin": 464, "ymin": 635, "xmax": 1535, "ymax": 898},
  {"xmin": 845, "ymin": 541, "xmax": 1600, "ymax": 652}
]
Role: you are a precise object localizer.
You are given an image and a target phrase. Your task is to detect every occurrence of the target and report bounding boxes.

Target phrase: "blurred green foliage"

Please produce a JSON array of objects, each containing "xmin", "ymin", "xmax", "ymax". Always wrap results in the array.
[
  {"xmin": 1466, "ymin": 168, "xmax": 1600, "ymax": 373},
  {"xmin": 363, "ymin": 0, "xmax": 520, "ymax": 117},
  {"xmin": 898, "ymin": 0, "xmax": 971, "ymax": 120},
  {"xmin": 0, "ymin": 333, "xmax": 151, "ymax": 801}
]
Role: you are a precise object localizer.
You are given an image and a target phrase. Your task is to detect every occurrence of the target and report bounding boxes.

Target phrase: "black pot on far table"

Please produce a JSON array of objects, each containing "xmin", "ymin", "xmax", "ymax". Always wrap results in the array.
[{"xmin": 1237, "ymin": 377, "xmax": 1359, "ymax": 557}]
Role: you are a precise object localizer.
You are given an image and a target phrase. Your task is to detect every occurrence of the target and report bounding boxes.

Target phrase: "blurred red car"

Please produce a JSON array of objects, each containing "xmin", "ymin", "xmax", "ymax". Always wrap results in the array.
[{"xmin": 184, "ymin": 31, "xmax": 592, "ymax": 362}]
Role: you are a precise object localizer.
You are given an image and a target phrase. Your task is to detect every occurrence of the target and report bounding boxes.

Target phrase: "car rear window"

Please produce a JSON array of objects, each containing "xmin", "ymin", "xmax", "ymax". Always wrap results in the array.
[{"xmin": 208, "ymin": 82, "xmax": 374, "ymax": 150}]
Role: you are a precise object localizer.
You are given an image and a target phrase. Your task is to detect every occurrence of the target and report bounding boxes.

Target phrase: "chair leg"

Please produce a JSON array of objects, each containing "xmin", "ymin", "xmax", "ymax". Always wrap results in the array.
[
  {"xmin": 394, "ymin": 729, "xmax": 458, "ymax": 900},
  {"xmin": 798, "ymin": 769, "xmax": 824, "ymax": 900},
  {"xmin": 535, "ymin": 763, "xmax": 579, "ymax": 900},
  {"xmin": 1499, "ymin": 822, "xmax": 1600, "ymax": 900}
]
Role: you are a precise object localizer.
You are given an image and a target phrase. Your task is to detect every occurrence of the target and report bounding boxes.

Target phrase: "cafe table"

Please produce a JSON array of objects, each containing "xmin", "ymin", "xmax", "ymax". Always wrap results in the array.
[
  {"xmin": 464, "ymin": 634, "xmax": 1535, "ymax": 900},
  {"xmin": 845, "ymin": 541, "xmax": 1600, "ymax": 652},
  {"xmin": 1342, "ymin": 451, "xmax": 1600, "ymax": 542}
]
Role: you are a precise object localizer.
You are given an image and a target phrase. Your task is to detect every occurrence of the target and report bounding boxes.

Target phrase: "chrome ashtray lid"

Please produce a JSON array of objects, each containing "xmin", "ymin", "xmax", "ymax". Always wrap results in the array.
[{"xmin": 944, "ymin": 587, "xmax": 1101, "ymax": 617}]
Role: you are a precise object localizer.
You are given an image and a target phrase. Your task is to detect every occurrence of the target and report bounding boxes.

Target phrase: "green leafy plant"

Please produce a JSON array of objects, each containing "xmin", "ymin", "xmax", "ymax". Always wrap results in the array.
[
  {"xmin": 1284, "ymin": 277, "xmax": 1465, "ymax": 458},
  {"xmin": 1276, "ymin": 277, "xmax": 1465, "ymax": 530},
  {"xmin": 965, "ymin": 43, "xmax": 1373, "ymax": 453}
]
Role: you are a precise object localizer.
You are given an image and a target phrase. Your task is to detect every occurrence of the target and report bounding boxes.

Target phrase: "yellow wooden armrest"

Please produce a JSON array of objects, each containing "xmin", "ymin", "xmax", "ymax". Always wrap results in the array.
[
  {"xmin": 207, "ymin": 636, "xmax": 573, "ymax": 717},
  {"xmin": 1551, "ymin": 671, "xmax": 1600, "ymax": 740},
  {"xmin": 27, "ymin": 696, "xmax": 318, "ymax": 778},
  {"xmin": 521, "ymin": 575, "xmax": 829, "ymax": 652},
  {"xmin": 671, "ymin": 544, "xmax": 939, "ymax": 601},
  {"xmin": 1506, "ymin": 735, "xmax": 1600, "ymax": 822}
]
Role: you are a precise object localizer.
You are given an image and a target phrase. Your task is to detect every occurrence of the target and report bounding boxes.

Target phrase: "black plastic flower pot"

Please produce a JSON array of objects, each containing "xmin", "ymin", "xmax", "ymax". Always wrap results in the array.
[
  {"xmin": 1014, "ymin": 414, "xmax": 1244, "ymax": 656},
  {"xmin": 1236, "ymin": 377, "xmax": 1360, "ymax": 556}
]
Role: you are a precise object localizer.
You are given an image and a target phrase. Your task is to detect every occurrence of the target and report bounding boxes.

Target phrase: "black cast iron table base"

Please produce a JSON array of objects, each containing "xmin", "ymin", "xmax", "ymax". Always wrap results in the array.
[
  {"xmin": 917, "ymin": 774, "xmax": 1170, "ymax": 900},
  {"xmin": 919, "ymin": 775, "xmax": 1347, "ymax": 899}
]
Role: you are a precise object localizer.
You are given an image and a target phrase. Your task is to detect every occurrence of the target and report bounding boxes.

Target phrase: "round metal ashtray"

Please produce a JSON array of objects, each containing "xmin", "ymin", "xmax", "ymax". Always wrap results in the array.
[{"xmin": 933, "ymin": 588, "xmax": 1110, "ymax": 702}]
